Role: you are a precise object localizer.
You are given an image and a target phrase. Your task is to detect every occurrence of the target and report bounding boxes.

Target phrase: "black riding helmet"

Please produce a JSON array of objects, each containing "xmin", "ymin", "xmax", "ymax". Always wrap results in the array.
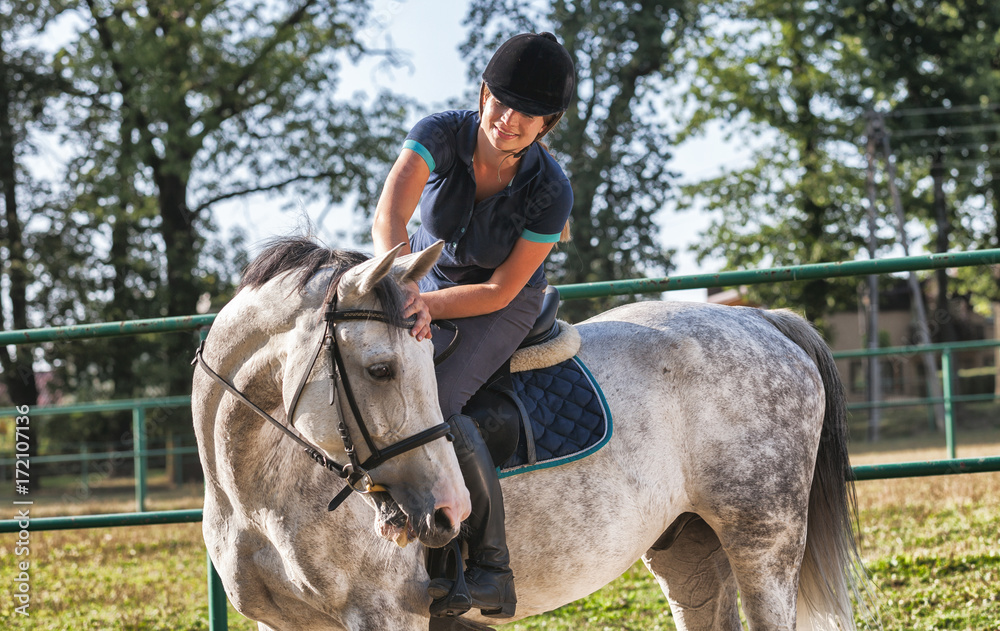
[{"xmin": 482, "ymin": 32, "xmax": 575, "ymax": 117}]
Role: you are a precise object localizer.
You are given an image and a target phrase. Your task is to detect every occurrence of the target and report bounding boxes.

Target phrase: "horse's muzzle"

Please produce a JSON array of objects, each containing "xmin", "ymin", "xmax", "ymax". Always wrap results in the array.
[{"xmin": 372, "ymin": 491, "xmax": 460, "ymax": 549}]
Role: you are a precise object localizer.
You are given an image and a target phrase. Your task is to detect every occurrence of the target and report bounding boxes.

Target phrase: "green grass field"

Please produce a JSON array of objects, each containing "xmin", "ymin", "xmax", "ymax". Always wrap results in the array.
[{"xmin": 2, "ymin": 431, "xmax": 998, "ymax": 630}]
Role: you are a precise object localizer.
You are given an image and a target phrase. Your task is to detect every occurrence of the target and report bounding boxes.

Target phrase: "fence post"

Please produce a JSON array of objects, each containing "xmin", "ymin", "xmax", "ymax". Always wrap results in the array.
[
  {"xmin": 941, "ymin": 349, "xmax": 956, "ymax": 459},
  {"xmin": 133, "ymin": 407, "xmax": 148, "ymax": 512},
  {"xmin": 208, "ymin": 553, "xmax": 229, "ymax": 630},
  {"xmin": 81, "ymin": 444, "xmax": 89, "ymax": 496}
]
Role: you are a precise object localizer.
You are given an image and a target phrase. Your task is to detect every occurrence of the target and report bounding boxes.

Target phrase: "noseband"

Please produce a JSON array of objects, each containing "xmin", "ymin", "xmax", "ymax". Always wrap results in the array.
[{"xmin": 194, "ymin": 291, "xmax": 459, "ymax": 512}]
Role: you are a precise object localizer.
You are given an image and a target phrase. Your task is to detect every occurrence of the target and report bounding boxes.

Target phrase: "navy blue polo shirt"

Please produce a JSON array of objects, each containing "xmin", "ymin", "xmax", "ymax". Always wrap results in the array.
[{"xmin": 403, "ymin": 110, "xmax": 573, "ymax": 291}]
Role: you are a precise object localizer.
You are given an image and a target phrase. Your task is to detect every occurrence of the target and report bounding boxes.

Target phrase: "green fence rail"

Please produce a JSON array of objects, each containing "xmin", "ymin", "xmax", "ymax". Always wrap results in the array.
[
  {"xmin": 0, "ymin": 314, "xmax": 216, "ymax": 345},
  {"xmin": 3, "ymin": 249, "xmax": 999, "ymax": 345},
  {"xmin": 832, "ymin": 339, "xmax": 1000, "ymax": 458},
  {"xmin": 3, "ymin": 247, "xmax": 1000, "ymax": 630},
  {"xmin": 555, "ymin": 248, "xmax": 1000, "ymax": 300},
  {"xmin": 5, "ymin": 454, "xmax": 1000, "ymax": 536},
  {"xmin": 1, "ymin": 396, "xmax": 192, "ymax": 512},
  {"xmin": 852, "ymin": 456, "xmax": 1000, "ymax": 480}
]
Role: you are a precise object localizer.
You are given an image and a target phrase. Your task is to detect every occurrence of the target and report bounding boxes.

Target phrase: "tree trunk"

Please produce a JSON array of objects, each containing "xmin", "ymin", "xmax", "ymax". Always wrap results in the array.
[
  {"xmin": 109, "ymin": 210, "xmax": 137, "ymax": 397},
  {"xmin": 863, "ymin": 116, "xmax": 881, "ymax": 441},
  {"xmin": 930, "ymin": 149, "xmax": 957, "ymax": 431},
  {"xmin": 156, "ymin": 170, "xmax": 201, "ymax": 395},
  {"xmin": 994, "ymin": 301, "xmax": 1000, "ymax": 398},
  {"xmin": 880, "ymin": 120, "xmax": 944, "ymax": 429},
  {"xmin": 793, "ymin": 21, "xmax": 830, "ymax": 324},
  {"xmin": 931, "ymin": 149, "xmax": 954, "ymax": 343},
  {"xmin": 0, "ymin": 32, "xmax": 39, "ymax": 407},
  {"xmin": 165, "ymin": 431, "xmax": 184, "ymax": 487},
  {"xmin": 991, "ymin": 153, "xmax": 1000, "ymax": 398}
]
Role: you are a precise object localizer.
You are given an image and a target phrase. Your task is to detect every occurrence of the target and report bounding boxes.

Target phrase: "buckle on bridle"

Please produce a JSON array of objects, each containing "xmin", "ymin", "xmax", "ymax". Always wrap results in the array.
[
  {"xmin": 345, "ymin": 468, "xmax": 384, "ymax": 494},
  {"xmin": 305, "ymin": 448, "xmax": 339, "ymax": 472}
]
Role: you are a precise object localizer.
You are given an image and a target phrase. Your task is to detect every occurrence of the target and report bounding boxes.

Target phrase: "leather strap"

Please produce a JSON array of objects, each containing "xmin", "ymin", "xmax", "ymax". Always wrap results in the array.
[
  {"xmin": 193, "ymin": 343, "xmax": 347, "ymax": 475},
  {"xmin": 195, "ymin": 300, "xmax": 459, "ymax": 512}
]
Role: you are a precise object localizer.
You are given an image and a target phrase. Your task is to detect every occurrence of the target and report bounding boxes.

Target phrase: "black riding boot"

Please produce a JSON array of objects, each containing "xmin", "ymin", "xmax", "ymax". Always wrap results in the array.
[{"xmin": 430, "ymin": 414, "xmax": 517, "ymax": 618}]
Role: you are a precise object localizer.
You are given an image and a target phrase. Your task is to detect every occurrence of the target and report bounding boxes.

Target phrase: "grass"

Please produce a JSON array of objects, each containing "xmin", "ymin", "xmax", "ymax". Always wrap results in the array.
[
  {"xmin": 847, "ymin": 432, "xmax": 1000, "ymax": 631},
  {"xmin": 0, "ymin": 523, "xmax": 257, "ymax": 631},
  {"xmin": 2, "ymin": 431, "xmax": 999, "ymax": 630}
]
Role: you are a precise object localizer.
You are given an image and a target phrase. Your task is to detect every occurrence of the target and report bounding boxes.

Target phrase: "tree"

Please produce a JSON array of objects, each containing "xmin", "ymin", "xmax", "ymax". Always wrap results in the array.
[
  {"xmin": 677, "ymin": 0, "xmax": 875, "ymax": 325},
  {"xmin": 677, "ymin": 0, "xmax": 999, "ymax": 434},
  {"xmin": 0, "ymin": 1, "xmax": 72, "ymax": 407},
  {"xmin": 0, "ymin": 1, "xmax": 413, "ymax": 460},
  {"xmin": 463, "ymin": 0, "xmax": 705, "ymax": 321},
  {"xmin": 46, "ymin": 0, "xmax": 410, "ymax": 395},
  {"xmin": 835, "ymin": 0, "xmax": 1000, "ymax": 343}
]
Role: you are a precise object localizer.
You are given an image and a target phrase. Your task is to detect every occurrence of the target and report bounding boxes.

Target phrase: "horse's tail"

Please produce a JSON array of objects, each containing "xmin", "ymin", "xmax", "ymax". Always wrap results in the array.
[{"xmin": 758, "ymin": 309, "xmax": 877, "ymax": 630}]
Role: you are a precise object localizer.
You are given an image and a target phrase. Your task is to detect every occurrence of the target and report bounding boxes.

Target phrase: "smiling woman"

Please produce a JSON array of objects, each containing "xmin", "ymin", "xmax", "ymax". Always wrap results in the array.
[{"xmin": 371, "ymin": 31, "xmax": 577, "ymax": 619}]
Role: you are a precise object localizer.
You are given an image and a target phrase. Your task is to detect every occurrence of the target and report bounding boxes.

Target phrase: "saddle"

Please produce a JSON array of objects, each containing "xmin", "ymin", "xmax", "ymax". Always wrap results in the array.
[
  {"xmin": 461, "ymin": 286, "xmax": 609, "ymax": 477},
  {"xmin": 461, "ymin": 285, "xmax": 573, "ymax": 468}
]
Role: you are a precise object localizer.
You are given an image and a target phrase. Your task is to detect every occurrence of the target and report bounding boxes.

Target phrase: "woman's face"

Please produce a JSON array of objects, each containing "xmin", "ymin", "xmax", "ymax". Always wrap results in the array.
[{"xmin": 480, "ymin": 91, "xmax": 547, "ymax": 154}]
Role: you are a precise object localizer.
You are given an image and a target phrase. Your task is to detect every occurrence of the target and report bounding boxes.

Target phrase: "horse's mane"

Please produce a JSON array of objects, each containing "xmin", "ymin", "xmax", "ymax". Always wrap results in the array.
[{"xmin": 237, "ymin": 236, "xmax": 407, "ymax": 331}]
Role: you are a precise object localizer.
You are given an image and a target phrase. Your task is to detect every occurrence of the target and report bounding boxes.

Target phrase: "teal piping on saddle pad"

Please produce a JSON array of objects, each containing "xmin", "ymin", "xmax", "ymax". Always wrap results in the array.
[{"xmin": 497, "ymin": 356, "xmax": 613, "ymax": 479}]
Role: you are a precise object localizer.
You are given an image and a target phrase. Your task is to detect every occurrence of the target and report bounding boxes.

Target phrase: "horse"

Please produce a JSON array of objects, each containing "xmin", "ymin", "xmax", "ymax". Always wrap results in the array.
[{"xmin": 192, "ymin": 237, "xmax": 872, "ymax": 631}]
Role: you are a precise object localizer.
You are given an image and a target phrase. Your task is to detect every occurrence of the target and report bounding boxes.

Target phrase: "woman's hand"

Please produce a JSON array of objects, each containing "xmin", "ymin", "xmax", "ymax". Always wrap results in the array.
[{"xmin": 402, "ymin": 281, "xmax": 432, "ymax": 341}]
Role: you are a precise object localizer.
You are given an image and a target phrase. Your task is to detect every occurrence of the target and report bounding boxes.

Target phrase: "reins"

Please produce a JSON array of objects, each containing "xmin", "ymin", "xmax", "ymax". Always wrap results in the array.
[{"xmin": 193, "ymin": 289, "xmax": 459, "ymax": 513}]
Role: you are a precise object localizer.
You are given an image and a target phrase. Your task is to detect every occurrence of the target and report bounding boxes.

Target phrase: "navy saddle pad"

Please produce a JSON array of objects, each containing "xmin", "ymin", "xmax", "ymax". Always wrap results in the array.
[{"xmin": 497, "ymin": 356, "xmax": 612, "ymax": 478}]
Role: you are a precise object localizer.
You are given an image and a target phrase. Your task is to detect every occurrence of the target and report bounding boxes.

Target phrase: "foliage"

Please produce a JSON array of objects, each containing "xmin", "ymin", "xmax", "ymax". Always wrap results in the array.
[
  {"xmin": 676, "ymin": 1, "xmax": 875, "ymax": 323},
  {"xmin": 0, "ymin": 1, "xmax": 74, "ymax": 406},
  {"xmin": 44, "ymin": 0, "xmax": 411, "ymax": 395},
  {"xmin": 834, "ymin": 0, "xmax": 1000, "ymax": 335},
  {"xmin": 2, "ymin": 1, "xmax": 412, "ymax": 427},
  {"xmin": 675, "ymin": 0, "xmax": 1000, "ymax": 328},
  {"xmin": 462, "ymin": 0, "xmax": 707, "ymax": 321}
]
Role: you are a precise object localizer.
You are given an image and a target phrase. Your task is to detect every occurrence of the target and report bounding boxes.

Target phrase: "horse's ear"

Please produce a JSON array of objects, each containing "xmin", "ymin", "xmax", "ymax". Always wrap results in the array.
[
  {"xmin": 393, "ymin": 240, "xmax": 444, "ymax": 285},
  {"xmin": 338, "ymin": 243, "xmax": 405, "ymax": 303}
]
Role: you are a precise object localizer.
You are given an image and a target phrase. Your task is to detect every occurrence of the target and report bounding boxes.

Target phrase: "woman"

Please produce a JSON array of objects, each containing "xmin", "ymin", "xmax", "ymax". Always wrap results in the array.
[{"xmin": 372, "ymin": 32, "xmax": 575, "ymax": 619}]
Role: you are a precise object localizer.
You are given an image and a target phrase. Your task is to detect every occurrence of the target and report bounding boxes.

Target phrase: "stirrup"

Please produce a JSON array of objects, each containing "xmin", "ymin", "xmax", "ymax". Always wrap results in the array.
[{"xmin": 429, "ymin": 540, "xmax": 472, "ymax": 618}]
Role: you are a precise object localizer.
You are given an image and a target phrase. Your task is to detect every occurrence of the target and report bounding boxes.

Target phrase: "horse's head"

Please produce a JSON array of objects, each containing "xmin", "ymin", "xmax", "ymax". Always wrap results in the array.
[{"xmin": 289, "ymin": 241, "xmax": 470, "ymax": 549}]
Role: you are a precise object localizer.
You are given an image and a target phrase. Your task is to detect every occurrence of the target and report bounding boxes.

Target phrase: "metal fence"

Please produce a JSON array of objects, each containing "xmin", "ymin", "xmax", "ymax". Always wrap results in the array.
[
  {"xmin": 0, "ymin": 396, "xmax": 193, "ymax": 511},
  {"xmin": 833, "ymin": 339, "xmax": 1000, "ymax": 459},
  {"xmin": 3, "ymin": 248, "xmax": 1000, "ymax": 629}
]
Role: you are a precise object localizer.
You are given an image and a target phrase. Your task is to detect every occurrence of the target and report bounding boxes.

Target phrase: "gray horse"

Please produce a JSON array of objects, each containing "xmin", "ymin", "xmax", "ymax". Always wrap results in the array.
[{"xmin": 192, "ymin": 238, "xmax": 872, "ymax": 630}]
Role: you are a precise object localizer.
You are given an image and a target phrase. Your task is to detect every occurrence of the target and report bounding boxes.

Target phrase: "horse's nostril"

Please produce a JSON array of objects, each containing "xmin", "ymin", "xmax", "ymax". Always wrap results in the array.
[{"xmin": 434, "ymin": 507, "xmax": 455, "ymax": 532}]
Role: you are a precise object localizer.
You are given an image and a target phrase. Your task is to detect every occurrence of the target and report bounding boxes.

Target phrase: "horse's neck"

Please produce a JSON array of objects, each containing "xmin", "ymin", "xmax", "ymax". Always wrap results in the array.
[
  {"xmin": 200, "ymin": 270, "xmax": 435, "ymax": 621},
  {"xmin": 207, "ymin": 278, "xmax": 329, "ymax": 508}
]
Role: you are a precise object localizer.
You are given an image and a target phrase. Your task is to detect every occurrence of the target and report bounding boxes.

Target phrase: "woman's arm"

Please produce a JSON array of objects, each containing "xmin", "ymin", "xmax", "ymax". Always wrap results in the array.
[
  {"xmin": 372, "ymin": 149, "xmax": 434, "ymax": 339},
  {"xmin": 421, "ymin": 238, "xmax": 555, "ymax": 320},
  {"xmin": 372, "ymin": 149, "xmax": 431, "ymax": 256}
]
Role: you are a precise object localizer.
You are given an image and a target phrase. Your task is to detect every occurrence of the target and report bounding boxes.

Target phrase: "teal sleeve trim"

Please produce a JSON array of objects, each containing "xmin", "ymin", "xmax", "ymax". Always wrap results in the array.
[
  {"xmin": 402, "ymin": 139, "xmax": 435, "ymax": 172},
  {"xmin": 521, "ymin": 229, "xmax": 561, "ymax": 244}
]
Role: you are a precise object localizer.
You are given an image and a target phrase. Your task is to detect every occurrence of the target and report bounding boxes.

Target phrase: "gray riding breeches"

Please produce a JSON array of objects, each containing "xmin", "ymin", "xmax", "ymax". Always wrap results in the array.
[{"xmin": 431, "ymin": 284, "xmax": 544, "ymax": 418}]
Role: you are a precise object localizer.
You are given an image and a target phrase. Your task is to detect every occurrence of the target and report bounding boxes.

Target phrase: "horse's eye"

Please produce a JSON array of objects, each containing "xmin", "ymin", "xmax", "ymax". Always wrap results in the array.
[{"xmin": 367, "ymin": 363, "xmax": 394, "ymax": 381}]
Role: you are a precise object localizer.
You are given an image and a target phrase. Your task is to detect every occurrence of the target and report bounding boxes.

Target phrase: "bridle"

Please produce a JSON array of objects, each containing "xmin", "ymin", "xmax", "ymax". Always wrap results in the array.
[{"xmin": 193, "ymin": 290, "xmax": 459, "ymax": 512}]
